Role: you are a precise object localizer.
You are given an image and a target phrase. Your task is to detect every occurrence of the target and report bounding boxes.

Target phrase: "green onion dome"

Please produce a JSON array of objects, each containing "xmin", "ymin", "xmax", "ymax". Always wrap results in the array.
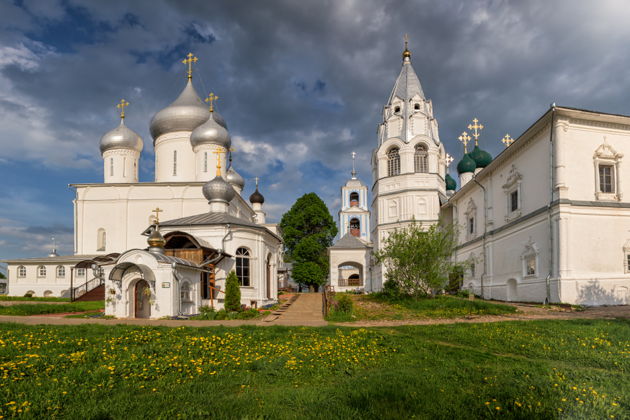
[
  {"xmin": 445, "ymin": 173, "xmax": 457, "ymax": 191},
  {"xmin": 457, "ymin": 153, "xmax": 476, "ymax": 174},
  {"xmin": 469, "ymin": 145, "xmax": 493, "ymax": 169}
]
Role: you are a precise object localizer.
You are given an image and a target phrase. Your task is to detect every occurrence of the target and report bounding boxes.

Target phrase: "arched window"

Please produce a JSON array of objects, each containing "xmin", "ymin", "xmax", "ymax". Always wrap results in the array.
[
  {"xmin": 349, "ymin": 218, "xmax": 360, "ymax": 237},
  {"xmin": 414, "ymin": 143, "xmax": 428, "ymax": 173},
  {"xmin": 387, "ymin": 147, "xmax": 400, "ymax": 176},
  {"xmin": 56, "ymin": 266, "xmax": 65, "ymax": 278},
  {"xmin": 349, "ymin": 192, "xmax": 359, "ymax": 207},
  {"xmin": 97, "ymin": 228, "xmax": 106, "ymax": 252},
  {"xmin": 235, "ymin": 247, "xmax": 250, "ymax": 287},
  {"xmin": 17, "ymin": 266, "xmax": 26, "ymax": 278},
  {"xmin": 37, "ymin": 265, "xmax": 46, "ymax": 278}
]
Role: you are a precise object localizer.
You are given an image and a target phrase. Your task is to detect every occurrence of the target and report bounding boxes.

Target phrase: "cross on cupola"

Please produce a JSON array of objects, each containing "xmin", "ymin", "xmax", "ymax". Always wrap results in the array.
[
  {"xmin": 502, "ymin": 134, "xmax": 514, "ymax": 147},
  {"xmin": 467, "ymin": 118, "xmax": 484, "ymax": 146},
  {"xmin": 205, "ymin": 92, "xmax": 219, "ymax": 112},
  {"xmin": 445, "ymin": 153, "xmax": 454, "ymax": 168},
  {"xmin": 351, "ymin": 151, "xmax": 357, "ymax": 179},
  {"xmin": 182, "ymin": 52, "xmax": 198, "ymax": 80},
  {"xmin": 151, "ymin": 207, "xmax": 163, "ymax": 224},
  {"xmin": 116, "ymin": 99, "xmax": 129, "ymax": 119},
  {"xmin": 458, "ymin": 132, "xmax": 471, "ymax": 153}
]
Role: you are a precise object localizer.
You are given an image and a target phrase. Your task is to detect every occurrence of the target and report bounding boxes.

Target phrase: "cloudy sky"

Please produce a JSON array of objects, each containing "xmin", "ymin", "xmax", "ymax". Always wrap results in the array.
[{"xmin": 1, "ymin": 0, "xmax": 630, "ymax": 264}]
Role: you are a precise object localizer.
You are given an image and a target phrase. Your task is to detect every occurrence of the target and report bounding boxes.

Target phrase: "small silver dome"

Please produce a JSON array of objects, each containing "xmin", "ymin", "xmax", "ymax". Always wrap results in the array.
[
  {"xmin": 202, "ymin": 175, "xmax": 236, "ymax": 203},
  {"xmin": 190, "ymin": 112, "xmax": 231, "ymax": 149},
  {"xmin": 99, "ymin": 119, "xmax": 144, "ymax": 155},
  {"xmin": 226, "ymin": 167, "xmax": 245, "ymax": 190},
  {"xmin": 149, "ymin": 79, "xmax": 227, "ymax": 141}
]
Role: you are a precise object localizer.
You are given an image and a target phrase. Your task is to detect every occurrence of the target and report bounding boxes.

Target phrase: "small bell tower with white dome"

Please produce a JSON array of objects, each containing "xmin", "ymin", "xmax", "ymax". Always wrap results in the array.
[
  {"xmin": 339, "ymin": 152, "xmax": 370, "ymax": 241},
  {"xmin": 99, "ymin": 99, "xmax": 144, "ymax": 183}
]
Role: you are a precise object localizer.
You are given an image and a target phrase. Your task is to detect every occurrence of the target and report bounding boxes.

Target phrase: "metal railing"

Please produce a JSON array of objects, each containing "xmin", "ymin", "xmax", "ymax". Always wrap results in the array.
[
  {"xmin": 71, "ymin": 276, "xmax": 104, "ymax": 301},
  {"xmin": 337, "ymin": 278, "xmax": 363, "ymax": 287}
]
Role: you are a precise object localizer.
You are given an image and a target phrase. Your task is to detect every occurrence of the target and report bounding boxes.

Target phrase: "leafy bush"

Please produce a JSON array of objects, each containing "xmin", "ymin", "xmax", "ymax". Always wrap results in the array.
[
  {"xmin": 456, "ymin": 289, "xmax": 471, "ymax": 298},
  {"xmin": 381, "ymin": 279, "xmax": 403, "ymax": 299},
  {"xmin": 224, "ymin": 270, "xmax": 241, "ymax": 312},
  {"xmin": 335, "ymin": 294, "xmax": 353, "ymax": 313}
]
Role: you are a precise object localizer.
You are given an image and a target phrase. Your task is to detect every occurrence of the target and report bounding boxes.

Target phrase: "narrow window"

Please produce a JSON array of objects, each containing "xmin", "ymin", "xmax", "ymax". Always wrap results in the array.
[
  {"xmin": 123, "ymin": 157, "xmax": 126, "ymax": 178},
  {"xmin": 626, "ymin": 254, "xmax": 630, "ymax": 272},
  {"xmin": 510, "ymin": 190, "xmax": 519, "ymax": 212},
  {"xmin": 468, "ymin": 217, "xmax": 475, "ymax": 235},
  {"xmin": 173, "ymin": 150, "xmax": 178, "ymax": 176},
  {"xmin": 97, "ymin": 228, "xmax": 106, "ymax": 252},
  {"xmin": 134, "ymin": 161, "xmax": 137, "ymax": 179},
  {"xmin": 599, "ymin": 165, "xmax": 614, "ymax": 193},
  {"xmin": 37, "ymin": 265, "xmax": 46, "ymax": 277},
  {"xmin": 349, "ymin": 192, "xmax": 359, "ymax": 207},
  {"xmin": 56, "ymin": 266, "xmax": 65, "ymax": 278},
  {"xmin": 414, "ymin": 143, "xmax": 428, "ymax": 173},
  {"xmin": 470, "ymin": 263, "xmax": 475, "ymax": 278},
  {"xmin": 236, "ymin": 247, "xmax": 250, "ymax": 287},
  {"xmin": 525, "ymin": 255, "xmax": 536, "ymax": 276},
  {"xmin": 110, "ymin": 158, "xmax": 114, "ymax": 177},
  {"xmin": 17, "ymin": 266, "xmax": 26, "ymax": 278},
  {"xmin": 387, "ymin": 147, "xmax": 400, "ymax": 176},
  {"xmin": 203, "ymin": 151, "xmax": 208, "ymax": 173}
]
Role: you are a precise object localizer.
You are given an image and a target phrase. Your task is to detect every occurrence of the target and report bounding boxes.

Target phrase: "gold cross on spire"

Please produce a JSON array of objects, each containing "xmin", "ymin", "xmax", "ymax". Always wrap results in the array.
[
  {"xmin": 255, "ymin": 176, "xmax": 259, "ymax": 188},
  {"xmin": 402, "ymin": 33, "xmax": 411, "ymax": 59},
  {"xmin": 458, "ymin": 132, "xmax": 471, "ymax": 153},
  {"xmin": 182, "ymin": 52, "xmax": 198, "ymax": 80},
  {"xmin": 117, "ymin": 99, "xmax": 129, "ymax": 119},
  {"xmin": 501, "ymin": 134, "xmax": 514, "ymax": 148},
  {"xmin": 467, "ymin": 118, "xmax": 484, "ymax": 145},
  {"xmin": 151, "ymin": 207, "xmax": 163, "ymax": 224},
  {"xmin": 205, "ymin": 92, "xmax": 219, "ymax": 112},
  {"xmin": 445, "ymin": 153, "xmax": 454, "ymax": 168},
  {"xmin": 213, "ymin": 149, "xmax": 227, "ymax": 176}
]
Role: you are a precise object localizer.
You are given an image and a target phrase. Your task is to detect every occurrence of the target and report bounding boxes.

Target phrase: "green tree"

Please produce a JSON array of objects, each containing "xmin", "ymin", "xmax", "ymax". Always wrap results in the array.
[
  {"xmin": 280, "ymin": 193, "xmax": 337, "ymax": 289},
  {"xmin": 0, "ymin": 272, "xmax": 5, "ymax": 279},
  {"xmin": 224, "ymin": 271, "xmax": 241, "ymax": 312},
  {"xmin": 374, "ymin": 221, "xmax": 463, "ymax": 298}
]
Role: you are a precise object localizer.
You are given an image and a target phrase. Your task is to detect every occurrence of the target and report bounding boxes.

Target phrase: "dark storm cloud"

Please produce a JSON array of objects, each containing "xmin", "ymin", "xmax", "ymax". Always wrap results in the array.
[{"xmin": 2, "ymin": 0, "xmax": 630, "ymax": 258}]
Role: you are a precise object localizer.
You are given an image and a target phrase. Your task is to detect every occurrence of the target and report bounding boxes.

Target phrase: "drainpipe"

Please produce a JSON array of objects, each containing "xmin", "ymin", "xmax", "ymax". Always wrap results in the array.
[
  {"xmin": 547, "ymin": 104, "xmax": 556, "ymax": 305},
  {"xmin": 472, "ymin": 177, "xmax": 488, "ymax": 299}
]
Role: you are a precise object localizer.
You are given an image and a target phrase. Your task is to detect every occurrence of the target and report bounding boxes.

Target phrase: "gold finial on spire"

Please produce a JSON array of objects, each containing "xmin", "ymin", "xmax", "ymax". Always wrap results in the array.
[
  {"xmin": 445, "ymin": 153, "xmax": 454, "ymax": 168},
  {"xmin": 116, "ymin": 99, "xmax": 129, "ymax": 119},
  {"xmin": 467, "ymin": 118, "xmax": 484, "ymax": 146},
  {"xmin": 151, "ymin": 207, "xmax": 163, "ymax": 224},
  {"xmin": 182, "ymin": 52, "xmax": 198, "ymax": 80},
  {"xmin": 402, "ymin": 33, "xmax": 411, "ymax": 59},
  {"xmin": 213, "ymin": 149, "xmax": 226, "ymax": 176},
  {"xmin": 458, "ymin": 132, "xmax": 471, "ymax": 153},
  {"xmin": 205, "ymin": 92, "xmax": 219, "ymax": 112},
  {"xmin": 501, "ymin": 134, "xmax": 514, "ymax": 148}
]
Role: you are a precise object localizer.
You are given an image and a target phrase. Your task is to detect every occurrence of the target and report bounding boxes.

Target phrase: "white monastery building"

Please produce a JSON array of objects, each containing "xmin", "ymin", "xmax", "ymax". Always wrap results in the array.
[{"xmin": 4, "ymin": 54, "xmax": 282, "ymax": 317}]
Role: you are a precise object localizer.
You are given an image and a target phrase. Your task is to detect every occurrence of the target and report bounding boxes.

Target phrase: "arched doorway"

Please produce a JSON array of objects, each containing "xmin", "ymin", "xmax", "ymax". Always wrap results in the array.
[
  {"xmin": 266, "ymin": 254, "xmax": 272, "ymax": 300},
  {"xmin": 337, "ymin": 262, "xmax": 363, "ymax": 287},
  {"xmin": 134, "ymin": 280, "xmax": 151, "ymax": 318}
]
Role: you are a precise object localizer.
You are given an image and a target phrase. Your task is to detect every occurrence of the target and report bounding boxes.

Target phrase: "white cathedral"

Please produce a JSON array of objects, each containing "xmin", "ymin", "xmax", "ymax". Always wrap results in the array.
[
  {"xmin": 4, "ymin": 54, "xmax": 282, "ymax": 317},
  {"xmin": 5, "ymin": 44, "xmax": 630, "ymax": 311}
]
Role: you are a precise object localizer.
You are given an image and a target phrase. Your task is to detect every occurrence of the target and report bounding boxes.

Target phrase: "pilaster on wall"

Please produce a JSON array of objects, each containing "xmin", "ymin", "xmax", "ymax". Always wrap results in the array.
[{"xmin": 553, "ymin": 118, "xmax": 570, "ymax": 200}]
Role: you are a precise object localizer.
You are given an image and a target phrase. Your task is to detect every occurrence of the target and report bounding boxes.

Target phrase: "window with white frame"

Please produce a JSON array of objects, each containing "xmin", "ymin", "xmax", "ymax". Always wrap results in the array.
[
  {"xmin": 502, "ymin": 165, "xmax": 522, "ymax": 221},
  {"xmin": 17, "ymin": 266, "xmax": 26, "ymax": 278},
  {"xmin": 521, "ymin": 239, "xmax": 539, "ymax": 277},
  {"xmin": 593, "ymin": 140, "xmax": 623, "ymax": 201},
  {"xmin": 235, "ymin": 247, "xmax": 251, "ymax": 287},
  {"xmin": 37, "ymin": 265, "xmax": 46, "ymax": 278},
  {"xmin": 76, "ymin": 268, "xmax": 86, "ymax": 277},
  {"xmin": 414, "ymin": 143, "xmax": 428, "ymax": 173},
  {"xmin": 623, "ymin": 240, "xmax": 630, "ymax": 274},
  {"xmin": 464, "ymin": 199, "xmax": 477, "ymax": 240},
  {"xmin": 97, "ymin": 228, "xmax": 106, "ymax": 252},
  {"xmin": 56, "ymin": 266, "xmax": 65, "ymax": 278},
  {"xmin": 387, "ymin": 147, "xmax": 400, "ymax": 176}
]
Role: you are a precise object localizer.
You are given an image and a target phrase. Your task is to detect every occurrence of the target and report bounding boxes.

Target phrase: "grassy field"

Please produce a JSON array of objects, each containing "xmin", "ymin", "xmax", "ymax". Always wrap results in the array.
[
  {"xmin": 0, "ymin": 319, "xmax": 627, "ymax": 419},
  {"xmin": 328, "ymin": 294, "xmax": 517, "ymax": 322},
  {"xmin": 0, "ymin": 296, "xmax": 70, "ymax": 302},
  {"xmin": 0, "ymin": 301, "xmax": 103, "ymax": 316}
]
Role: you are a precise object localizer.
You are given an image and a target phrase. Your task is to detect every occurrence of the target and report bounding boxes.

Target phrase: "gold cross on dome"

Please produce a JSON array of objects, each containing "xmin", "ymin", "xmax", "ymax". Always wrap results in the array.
[
  {"xmin": 467, "ymin": 118, "xmax": 484, "ymax": 145},
  {"xmin": 151, "ymin": 207, "xmax": 163, "ymax": 224},
  {"xmin": 445, "ymin": 153, "xmax": 454, "ymax": 167},
  {"xmin": 213, "ymin": 149, "xmax": 226, "ymax": 176},
  {"xmin": 458, "ymin": 132, "xmax": 471, "ymax": 153},
  {"xmin": 502, "ymin": 134, "xmax": 514, "ymax": 148},
  {"xmin": 205, "ymin": 92, "xmax": 219, "ymax": 112},
  {"xmin": 182, "ymin": 52, "xmax": 198, "ymax": 80},
  {"xmin": 116, "ymin": 99, "xmax": 129, "ymax": 119}
]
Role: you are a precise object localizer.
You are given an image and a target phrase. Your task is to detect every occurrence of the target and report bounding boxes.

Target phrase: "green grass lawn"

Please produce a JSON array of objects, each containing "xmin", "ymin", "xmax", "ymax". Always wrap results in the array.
[
  {"xmin": 0, "ymin": 301, "xmax": 103, "ymax": 316},
  {"xmin": 0, "ymin": 319, "xmax": 628, "ymax": 419},
  {"xmin": 0, "ymin": 296, "xmax": 70, "ymax": 302},
  {"xmin": 328, "ymin": 294, "xmax": 517, "ymax": 322}
]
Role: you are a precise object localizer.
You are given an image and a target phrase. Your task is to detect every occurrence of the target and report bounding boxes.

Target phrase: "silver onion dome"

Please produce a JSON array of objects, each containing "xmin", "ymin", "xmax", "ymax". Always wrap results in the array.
[
  {"xmin": 99, "ymin": 119, "xmax": 144, "ymax": 155},
  {"xmin": 226, "ymin": 167, "xmax": 245, "ymax": 190},
  {"xmin": 202, "ymin": 175, "xmax": 236, "ymax": 203},
  {"xmin": 190, "ymin": 111, "xmax": 231, "ymax": 149},
  {"xmin": 149, "ymin": 79, "xmax": 227, "ymax": 141}
]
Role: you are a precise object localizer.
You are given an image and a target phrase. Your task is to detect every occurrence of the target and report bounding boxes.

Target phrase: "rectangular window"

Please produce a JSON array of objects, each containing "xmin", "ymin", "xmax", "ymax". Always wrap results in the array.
[
  {"xmin": 468, "ymin": 217, "xmax": 475, "ymax": 235},
  {"xmin": 123, "ymin": 157, "xmax": 126, "ymax": 178},
  {"xmin": 626, "ymin": 254, "xmax": 630, "ymax": 273},
  {"xmin": 599, "ymin": 165, "xmax": 614, "ymax": 193},
  {"xmin": 470, "ymin": 263, "xmax": 475, "ymax": 278},
  {"xmin": 525, "ymin": 255, "xmax": 536, "ymax": 276},
  {"xmin": 173, "ymin": 150, "xmax": 178, "ymax": 176},
  {"xmin": 510, "ymin": 190, "xmax": 519, "ymax": 212},
  {"xmin": 76, "ymin": 268, "xmax": 86, "ymax": 277}
]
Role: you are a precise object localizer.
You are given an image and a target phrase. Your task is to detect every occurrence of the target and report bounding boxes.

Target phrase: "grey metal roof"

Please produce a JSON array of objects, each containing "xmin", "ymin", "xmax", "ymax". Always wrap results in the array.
[
  {"xmin": 160, "ymin": 212, "xmax": 281, "ymax": 241},
  {"xmin": 387, "ymin": 60, "xmax": 425, "ymax": 104},
  {"xmin": 2, "ymin": 254, "xmax": 102, "ymax": 264},
  {"xmin": 330, "ymin": 233, "xmax": 371, "ymax": 249}
]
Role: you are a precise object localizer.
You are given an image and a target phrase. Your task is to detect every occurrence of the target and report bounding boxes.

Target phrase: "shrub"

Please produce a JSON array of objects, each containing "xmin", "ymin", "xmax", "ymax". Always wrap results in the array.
[
  {"xmin": 193, "ymin": 306, "xmax": 217, "ymax": 320},
  {"xmin": 23, "ymin": 292, "xmax": 33, "ymax": 298},
  {"xmin": 456, "ymin": 290, "xmax": 471, "ymax": 298},
  {"xmin": 335, "ymin": 294, "xmax": 353, "ymax": 313},
  {"xmin": 381, "ymin": 279, "xmax": 403, "ymax": 299},
  {"xmin": 224, "ymin": 270, "xmax": 241, "ymax": 312}
]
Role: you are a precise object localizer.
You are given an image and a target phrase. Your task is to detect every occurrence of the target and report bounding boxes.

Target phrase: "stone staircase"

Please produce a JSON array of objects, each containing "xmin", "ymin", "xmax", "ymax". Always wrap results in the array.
[{"xmin": 263, "ymin": 294, "xmax": 299, "ymax": 322}]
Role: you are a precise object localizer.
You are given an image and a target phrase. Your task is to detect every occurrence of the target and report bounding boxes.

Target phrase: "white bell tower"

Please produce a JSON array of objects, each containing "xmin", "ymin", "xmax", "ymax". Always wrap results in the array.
[{"xmin": 339, "ymin": 152, "xmax": 370, "ymax": 241}]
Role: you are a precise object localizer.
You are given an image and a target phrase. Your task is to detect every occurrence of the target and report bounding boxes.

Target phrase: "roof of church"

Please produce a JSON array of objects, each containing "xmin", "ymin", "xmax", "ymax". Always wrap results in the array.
[
  {"xmin": 330, "ymin": 233, "xmax": 371, "ymax": 249},
  {"xmin": 159, "ymin": 213, "xmax": 281, "ymax": 241},
  {"xmin": 387, "ymin": 59, "xmax": 425, "ymax": 104}
]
